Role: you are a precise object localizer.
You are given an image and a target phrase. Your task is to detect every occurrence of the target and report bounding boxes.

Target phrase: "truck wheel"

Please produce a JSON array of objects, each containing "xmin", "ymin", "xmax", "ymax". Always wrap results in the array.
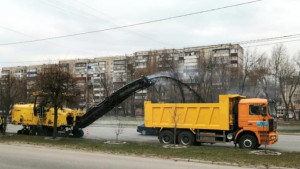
[
  {"xmin": 159, "ymin": 130, "xmax": 174, "ymax": 144},
  {"xmin": 142, "ymin": 130, "xmax": 147, "ymax": 135},
  {"xmin": 72, "ymin": 129, "xmax": 84, "ymax": 138},
  {"xmin": 178, "ymin": 131, "xmax": 195, "ymax": 145},
  {"xmin": 239, "ymin": 134, "xmax": 258, "ymax": 149},
  {"xmin": 17, "ymin": 130, "xmax": 23, "ymax": 135}
]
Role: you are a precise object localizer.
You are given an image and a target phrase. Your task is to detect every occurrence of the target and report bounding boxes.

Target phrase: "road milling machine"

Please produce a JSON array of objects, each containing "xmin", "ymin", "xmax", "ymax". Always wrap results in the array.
[{"xmin": 12, "ymin": 76, "xmax": 198, "ymax": 137}]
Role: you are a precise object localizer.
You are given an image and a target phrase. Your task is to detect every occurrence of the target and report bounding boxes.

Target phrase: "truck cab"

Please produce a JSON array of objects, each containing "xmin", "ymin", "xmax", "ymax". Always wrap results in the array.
[{"xmin": 235, "ymin": 98, "xmax": 278, "ymax": 148}]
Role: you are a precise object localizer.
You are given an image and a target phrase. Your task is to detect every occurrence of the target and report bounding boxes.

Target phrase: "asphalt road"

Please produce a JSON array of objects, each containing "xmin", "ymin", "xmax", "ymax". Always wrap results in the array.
[
  {"xmin": 0, "ymin": 144, "xmax": 253, "ymax": 169},
  {"xmin": 7, "ymin": 124, "xmax": 300, "ymax": 152},
  {"xmin": 82, "ymin": 126, "xmax": 300, "ymax": 152}
]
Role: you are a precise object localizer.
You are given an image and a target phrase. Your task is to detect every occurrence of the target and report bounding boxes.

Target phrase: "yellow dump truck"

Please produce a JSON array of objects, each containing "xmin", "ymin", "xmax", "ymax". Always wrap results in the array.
[{"xmin": 144, "ymin": 94, "xmax": 278, "ymax": 149}]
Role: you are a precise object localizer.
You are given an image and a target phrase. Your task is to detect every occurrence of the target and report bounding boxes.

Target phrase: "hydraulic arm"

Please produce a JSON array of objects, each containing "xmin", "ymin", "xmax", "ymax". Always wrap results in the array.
[{"xmin": 75, "ymin": 76, "xmax": 154, "ymax": 128}]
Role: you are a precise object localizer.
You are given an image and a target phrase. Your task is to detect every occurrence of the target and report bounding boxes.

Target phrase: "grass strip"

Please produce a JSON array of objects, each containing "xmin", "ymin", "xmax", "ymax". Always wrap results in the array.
[
  {"xmin": 277, "ymin": 120, "xmax": 300, "ymax": 126},
  {"xmin": 1, "ymin": 135, "xmax": 299, "ymax": 168},
  {"xmin": 278, "ymin": 129, "xmax": 300, "ymax": 133}
]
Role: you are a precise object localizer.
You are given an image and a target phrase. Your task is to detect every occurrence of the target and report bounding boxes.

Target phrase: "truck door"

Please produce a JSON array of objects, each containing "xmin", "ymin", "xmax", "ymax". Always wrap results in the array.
[
  {"xmin": 239, "ymin": 104, "xmax": 268, "ymax": 130},
  {"xmin": 248, "ymin": 104, "xmax": 267, "ymax": 128}
]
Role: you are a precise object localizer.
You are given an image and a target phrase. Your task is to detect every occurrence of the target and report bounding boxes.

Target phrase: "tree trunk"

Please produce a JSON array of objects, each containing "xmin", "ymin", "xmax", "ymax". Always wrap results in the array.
[
  {"xmin": 131, "ymin": 95, "xmax": 135, "ymax": 117},
  {"xmin": 2, "ymin": 108, "xmax": 10, "ymax": 135},
  {"xmin": 53, "ymin": 107, "xmax": 58, "ymax": 139},
  {"xmin": 3, "ymin": 113, "xmax": 8, "ymax": 135}
]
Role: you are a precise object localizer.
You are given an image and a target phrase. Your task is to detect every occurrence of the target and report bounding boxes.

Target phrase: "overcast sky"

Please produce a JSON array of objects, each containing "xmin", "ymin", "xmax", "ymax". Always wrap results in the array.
[{"xmin": 0, "ymin": 0, "xmax": 299, "ymax": 68}]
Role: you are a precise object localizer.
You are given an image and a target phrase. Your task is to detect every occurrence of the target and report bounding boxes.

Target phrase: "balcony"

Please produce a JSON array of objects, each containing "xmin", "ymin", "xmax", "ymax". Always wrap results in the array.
[
  {"xmin": 1, "ymin": 70, "xmax": 9, "ymax": 75},
  {"xmin": 183, "ymin": 62, "xmax": 197, "ymax": 66},
  {"xmin": 184, "ymin": 58, "xmax": 197, "ymax": 63},
  {"xmin": 230, "ymin": 53, "xmax": 238, "ymax": 57},
  {"xmin": 75, "ymin": 62, "xmax": 87, "ymax": 68},
  {"xmin": 135, "ymin": 59, "xmax": 147, "ymax": 63},
  {"xmin": 231, "ymin": 60, "xmax": 238, "ymax": 64},
  {"xmin": 136, "ymin": 65, "xmax": 146, "ymax": 69},
  {"xmin": 184, "ymin": 55, "xmax": 197, "ymax": 59}
]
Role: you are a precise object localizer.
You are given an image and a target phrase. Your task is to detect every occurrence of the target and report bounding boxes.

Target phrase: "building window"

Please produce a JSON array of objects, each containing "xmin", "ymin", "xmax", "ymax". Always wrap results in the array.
[
  {"xmin": 14, "ymin": 69, "xmax": 24, "ymax": 73},
  {"xmin": 114, "ymin": 60, "xmax": 126, "ymax": 65},
  {"xmin": 75, "ymin": 62, "xmax": 86, "ymax": 67},
  {"xmin": 137, "ymin": 56, "xmax": 144, "ymax": 60},
  {"xmin": 231, "ymin": 49, "xmax": 238, "ymax": 53}
]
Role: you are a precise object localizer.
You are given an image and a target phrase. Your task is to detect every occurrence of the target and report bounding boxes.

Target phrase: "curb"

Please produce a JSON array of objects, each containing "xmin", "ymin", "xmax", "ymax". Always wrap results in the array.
[
  {"xmin": 279, "ymin": 133, "xmax": 300, "ymax": 136},
  {"xmin": 170, "ymin": 158, "xmax": 296, "ymax": 169}
]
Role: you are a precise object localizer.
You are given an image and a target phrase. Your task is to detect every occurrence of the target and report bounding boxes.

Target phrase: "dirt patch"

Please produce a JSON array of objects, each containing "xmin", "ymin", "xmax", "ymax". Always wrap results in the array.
[
  {"xmin": 163, "ymin": 144, "xmax": 187, "ymax": 149},
  {"xmin": 249, "ymin": 150, "xmax": 281, "ymax": 156},
  {"xmin": 104, "ymin": 140, "xmax": 127, "ymax": 145}
]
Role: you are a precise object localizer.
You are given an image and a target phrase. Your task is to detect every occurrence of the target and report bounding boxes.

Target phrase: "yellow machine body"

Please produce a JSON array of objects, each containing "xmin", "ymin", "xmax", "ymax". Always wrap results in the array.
[{"xmin": 11, "ymin": 103, "xmax": 80, "ymax": 127}]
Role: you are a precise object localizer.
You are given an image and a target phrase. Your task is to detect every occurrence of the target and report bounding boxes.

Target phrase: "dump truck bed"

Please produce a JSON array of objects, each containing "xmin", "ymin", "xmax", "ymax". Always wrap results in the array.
[{"xmin": 144, "ymin": 95, "xmax": 243, "ymax": 131}]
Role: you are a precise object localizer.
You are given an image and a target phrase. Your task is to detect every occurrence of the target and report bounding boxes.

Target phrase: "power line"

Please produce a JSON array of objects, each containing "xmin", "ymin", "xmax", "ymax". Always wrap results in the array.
[
  {"xmin": 70, "ymin": 0, "xmax": 178, "ymax": 47},
  {"xmin": 242, "ymin": 38, "xmax": 300, "ymax": 48},
  {"xmin": 1, "ymin": 33, "xmax": 299, "ymax": 65},
  {"xmin": 0, "ymin": 0, "xmax": 263, "ymax": 46},
  {"xmin": 0, "ymin": 26, "xmax": 33, "ymax": 39},
  {"xmin": 0, "ymin": 25, "xmax": 100, "ymax": 56},
  {"xmin": 238, "ymin": 33, "xmax": 300, "ymax": 44}
]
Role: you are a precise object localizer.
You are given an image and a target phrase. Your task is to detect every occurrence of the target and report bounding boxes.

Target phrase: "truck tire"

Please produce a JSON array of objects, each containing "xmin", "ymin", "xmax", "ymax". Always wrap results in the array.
[
  {"xmin": 72, "ymin": 129, "xmax": 84, "ymax": 138},
  {"xmin": 17, "ymin": 130, "xmax": 23, "ymax": 135},
  {"xmin": 239, "ymin": 134, "xmax": 258, "ymax": 149},
  {"xmin": 159, "ymin": 130, "xmax": 174, "ymax": 144},
  {"xmin": 178, "ymin": 131, "xmax": 195, "ymax": 145},
  {"xmin": 142, "ymin": 130, "xmax": 147, "ymax": 135}
]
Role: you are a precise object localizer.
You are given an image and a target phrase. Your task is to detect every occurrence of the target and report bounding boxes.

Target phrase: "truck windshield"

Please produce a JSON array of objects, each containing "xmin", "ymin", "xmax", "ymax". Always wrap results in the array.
[{"xmin": 268, "ymin": 103, "xmax": 277, "ymax": 117}]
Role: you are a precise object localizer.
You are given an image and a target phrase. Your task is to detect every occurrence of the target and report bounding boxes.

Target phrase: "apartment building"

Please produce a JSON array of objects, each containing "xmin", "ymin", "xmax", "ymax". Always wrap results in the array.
[
  {"xmin": 133, "ymin": 44, "xmax": 244, "ymax": 104},
  {"xmin": 1, "ymin": 44, "xmax": 244, "ymax": 115},
  {"xmin": 59, "ymin": 56, "xmax": 129, "ymax": 107}
]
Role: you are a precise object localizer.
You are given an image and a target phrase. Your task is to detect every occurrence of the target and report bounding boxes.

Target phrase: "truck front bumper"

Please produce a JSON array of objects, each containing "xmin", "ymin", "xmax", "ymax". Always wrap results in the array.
[{"xmin": 268, "ymin": 131, "xmax": 278, "ymax": 145}]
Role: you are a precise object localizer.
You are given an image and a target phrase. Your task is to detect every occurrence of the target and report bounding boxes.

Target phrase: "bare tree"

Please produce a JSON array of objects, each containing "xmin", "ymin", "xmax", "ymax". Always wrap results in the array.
[
  {"xmin": 278, "ymin": 58, "xmax": 300, "ymax": 120},
  {"xmin": 0, "ymin": 75, "xmax": 27, "ymax": 135},
  {"xmin": 35, "ymin": 64, "xmax": 80, "ymax": 138},
  {"xmin": 170, "ymin": 105, "xmax": 180, "ymax": 146},
  {"xmin": 194, "ymin": 50, "xmax": 214, "ymax": 102},
  {"xmin": 99, "ymin": 74, "xmax": 112, "ymax": 99},
  {"xmin": 248, "ymin": 53, "xmax": 271, "ymax": 98},
  {"xmin": 270, "ymin": 44, "xmax": 286, "ymax": 101},
  {"xmin": 294, "ymin": 52, "xmax": 300, "ymax": 120},
  {"xmin": 114, "ymin": 120, "xmax": 124, "ymax": 142},
  {"xmin": 268, "ymin": 44, "xmax": 300, "ymax": 120},
  {"xmin": 239, "ymin": 49, "xmax": 262, "ymax": 95}
]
